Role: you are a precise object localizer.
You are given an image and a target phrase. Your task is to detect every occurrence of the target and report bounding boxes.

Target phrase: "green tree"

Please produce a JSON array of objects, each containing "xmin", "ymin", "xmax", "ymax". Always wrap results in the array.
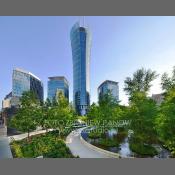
[
  {"xmin": 155, "ymin": 88, "xmax": 175, "ymax": 156},
  {"xmin": 98, "ymin": 91, "xmax": 118, "ymax": 128},
  {"xmin": 87, "ymin": 102, "xmax": 99, "ymax": 120},
  {"xmin": 10, "ymin": 91, "xmax": 40, "ymax": 140},
  {"xmin": 161, "ymin": 66, "xmax": 175, "ymax": 92},
  {"xmin": 38, "ymin": 98, "xmax": 53, "ymax": 132},
  {"xmin": 124, "ymin": 68, "xmax": 158, "ymax": 99},
  {"xmin": 128, "ymin": 92, "xmax": 158, "ymax": 144},
  {"xmin": 88, "ymin": 91, "xmax": 124, "ymax": 131},
  {"xmin": 50, "ymin": 92, "xmax": 75, "ymax": 136}
]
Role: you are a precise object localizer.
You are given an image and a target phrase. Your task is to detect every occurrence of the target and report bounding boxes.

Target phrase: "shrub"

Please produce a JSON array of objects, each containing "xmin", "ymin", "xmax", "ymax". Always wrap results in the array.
[
  {"xmin": 88, "ymin": 131, "xmax": 102, "ymax": 139},
  {"xmin": 99, "ymin": 138, "xmax": 119, "ymax": 147},
  {"xmin": 11, "ymin": 142, "xmax": 23, "ymax": 158},
  {"xmin": 115, "ymin": 130, "xmax": 127, "ymax": 143},
  {"xmin": 11, "ymin": 132, "xmax": 75, "ymax": 158},
  {"xmin": 130, "ymin": 142, "xmax": 158, "ymax": 157}
]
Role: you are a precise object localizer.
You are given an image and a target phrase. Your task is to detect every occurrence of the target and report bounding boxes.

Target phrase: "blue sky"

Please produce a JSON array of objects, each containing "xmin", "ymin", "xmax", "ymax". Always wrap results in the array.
[{"xmin": 0, "ymin": 16, "xmax": 175, "ymax": 106}]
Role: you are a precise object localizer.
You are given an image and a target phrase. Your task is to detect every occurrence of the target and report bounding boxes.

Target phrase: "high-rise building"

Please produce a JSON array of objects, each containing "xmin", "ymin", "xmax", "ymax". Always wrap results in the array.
[
  {"xmin": 98, "ymin": 80, "xmax": 119, "ymax": 102},
  {"xmin": 70, "ymin": 22, "xmax": 91, "ymax": 115},
  {"xmin": 12, "ymin": 68, "xmax": 44, "ymax": 104},
  {"xmin": 47, "ymin": 76, "xmax": 69, "ymax": 101},
  {"xmin": 2, "ymin": 69, "xmax": 43, "ymax": 135}
]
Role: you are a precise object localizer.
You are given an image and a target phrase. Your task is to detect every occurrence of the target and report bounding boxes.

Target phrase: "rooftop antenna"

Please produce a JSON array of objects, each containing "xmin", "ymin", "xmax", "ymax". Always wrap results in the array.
[
  {"xmin": 78, "ymin": 16, "xmax": 85, "ymax": 27},
  {"xmin": 83, "ymin": 16, "xmax": 85, "ymax": 27},
  {"xmin": 78, "ymin": 16, "xmax": 81, "ymax": 25}
]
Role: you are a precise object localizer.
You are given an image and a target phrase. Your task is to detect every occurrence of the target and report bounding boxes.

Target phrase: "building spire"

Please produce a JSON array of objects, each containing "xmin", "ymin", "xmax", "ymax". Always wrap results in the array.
[
  {"xmin": 78, "ymin": 16, "xmax": 85, "ymax": 27},
  {"xmin": 83, "ymin": 16, "xmax": 85, "ymax": 27}
]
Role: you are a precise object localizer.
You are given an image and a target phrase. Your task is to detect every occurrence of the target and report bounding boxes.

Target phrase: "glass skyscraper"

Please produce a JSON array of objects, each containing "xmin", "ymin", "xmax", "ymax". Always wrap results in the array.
[
  {"xmin": 12, "ymin": 68, "xmax": 44, "ymax": 103},
  {"xmin": 70, "ymin": 22, "xmax": 91, "ymax": 115},
  {"xmin": 98, "ymin": 80, "xmax": 119, "ymax": 102},
  {"xmin": 47, "ymin": 76, "xmax": 69, "ymax": 101}
]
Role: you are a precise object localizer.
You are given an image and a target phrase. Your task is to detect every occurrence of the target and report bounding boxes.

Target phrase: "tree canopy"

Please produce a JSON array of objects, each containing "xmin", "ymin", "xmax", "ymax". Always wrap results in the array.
[
  {"xmin": 124, "ymin": 68, "xmax": 158, "ymax": 99},
  {"xmin": 161, "ymin": 66, "xmax": 175, "ymax": 92},
  {"xmin": 10, "ymin": 91, "xmax": 40, "ymax": 139}
]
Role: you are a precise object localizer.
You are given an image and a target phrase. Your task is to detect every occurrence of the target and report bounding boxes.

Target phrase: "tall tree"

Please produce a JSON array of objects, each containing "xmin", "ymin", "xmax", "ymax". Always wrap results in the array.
[
  {"xmin": 38, "ymin": 98, "xmax": 53, "ymax": 132},
  {"xmin": 128, "ymin": 92, "xmax": 158, "ymax": 144},
  {"xmin": 10, "ymin": 91, "xmax": 40, "ymax": 140},
  {"xmin": 50, "ymin": 92, "xmax": 75, "ymax": 135},
  {"xmin": 155, "ymin": 87, "xmax": 175, "ymax": 156},
  {"xmin": 124, "ymin": 68, "xmax": 158, "ymax": 99},
  {"xmin": 87, "ymin": 103, "xmax": 99, "ymax": 120},
  {"xmin": 88, "ymin": 91, "xmax": 123, "ymax": 130},
  {"xmin": 98, "ymin": 90, "xmax": 119, "ymax": 122},
  {"xmin": 161, "ymin": 66, "xmax": 175, "ymax": 91}
]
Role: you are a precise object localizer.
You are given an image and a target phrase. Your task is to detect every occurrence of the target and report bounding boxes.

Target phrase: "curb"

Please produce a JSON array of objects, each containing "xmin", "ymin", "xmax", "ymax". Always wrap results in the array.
[{"xmin": 80, "ymin": 129, "xmax": 121, "ymax": 158}]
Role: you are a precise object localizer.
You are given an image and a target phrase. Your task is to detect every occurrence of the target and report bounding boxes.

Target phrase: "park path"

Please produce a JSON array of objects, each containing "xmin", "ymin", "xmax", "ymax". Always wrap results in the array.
[
  {"xmin": 1, "ymin": 126, "xmax": 115, "ymax": 159},
  {"xmin": 66, "ymin": 128, "xmax": 112, "ymax": 158},
  {"xmin": 0, "ymin": 136, "xmax": 13, "ymax": 158},
  {"xmin": 0, "ymin": 125, "xmax": 13, "ymax": 158},
  {"xmin": 8, "ymin": 129, "xmax": 53, "ymax": 142}
]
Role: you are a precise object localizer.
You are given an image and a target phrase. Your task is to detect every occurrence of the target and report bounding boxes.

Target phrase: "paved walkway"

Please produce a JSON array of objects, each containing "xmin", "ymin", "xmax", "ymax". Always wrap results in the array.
[
  {"xmin": 66, "ymin": 128, "xmax": 111, "ymax": 158},
  {"xmin": 0, "ymin": 124, "xmax": 12, "ymax": 159},
  {"xmin": 0, "ymin": 136, "xmax": 13, "ymax": 158},
  {"xmin": 8, "ymin": 129, "xmax": 53, "ymax": 142},
  {"xmin": 0, "ymin": 125, "xmax": 7, "ymax": 136}
]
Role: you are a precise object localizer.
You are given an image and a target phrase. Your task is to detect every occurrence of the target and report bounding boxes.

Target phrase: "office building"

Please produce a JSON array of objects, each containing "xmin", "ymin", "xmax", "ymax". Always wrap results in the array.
[
  {"xmin": 2, "ymin": 68, "xmax": 43, "ymax": 134},
  {"xmin": 12, "ymin": 68, "xmax": 44, "ymax": 103},
  {"xmin": 2, "ymin": 68, "xmax": 44, "ymax": 111},
  {"xmin": 98, "ymin": 80, "xmax": 119, "ymax": 102},
  {"xmin": 48, "ymin": 76, "xmax": 69, "ymax": 101},
  {"xmin": 70, "ymin": 22, "xmax": 91, "ymax": 115}
]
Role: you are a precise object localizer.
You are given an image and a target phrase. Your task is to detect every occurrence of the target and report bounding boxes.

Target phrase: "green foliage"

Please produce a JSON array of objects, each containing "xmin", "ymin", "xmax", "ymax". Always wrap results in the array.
[
  {"xmin": 38, "ymin": 98, "xmax": 53, "ymax": 131},
  {"xmin": 124, "ymin": 68, "xmax": 158, "ymax": 99},
  {"xmin": 10, "ymin": 91, "xmax": 76, "ymax": 139},
  {"xmin": 99, "ymin": 90, "xmax": 119, "ymax": 107},
  {"xmin": 88, "ymin": 130, "xmax": 102, "ymax": 139},
  {"xmin": 155, "ymin": 88, "xmax": 175, "ymax": 156},
  {"xmin": 127, "ymin": 92, "xmax": 158, "ymax": 144},
  {"xmin": 130, "ymin": 142, "xmax": 158, "ymax": 157},
  {"xmin": 9, "ymin": 91, "xmax": 40, "ymax": 139},
  {"xmin": 87, "ymin": 91, "xmax": 126, "ymax": 130},
  {"xmin": 77, "ymin": 115, "xmax": 88, "ymax": 122},
  {"xmin": 98, "ymin": 138, "xmax": 119, "ymax": 147},
  {"xmin": 11, "ymin": 142, "xmax": 24, "ymax": 158},
  {"xmin": 87, "ymin": 103, "xmax": 99, "ymax": 120},
  {"xmin": 49, "ymin": 92, "xmax": 75, "ymax": 134},
  {"xmin": 115, "ymin": 129, "xmax": 127, "ymax": 143},
  {"xmin": 161, "ymin": 66, "xmax": 175, "ymax": 91},
  {"xmin": 11, "ymin": 132, "xmax": 75, "ymax": 158}
]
